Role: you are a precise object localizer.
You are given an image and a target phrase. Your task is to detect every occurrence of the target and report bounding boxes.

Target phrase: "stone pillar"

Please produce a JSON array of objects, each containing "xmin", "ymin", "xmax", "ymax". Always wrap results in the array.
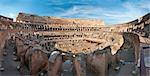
[
  {"xmin": 48, "ymin": 55, "xmax": 63, "ymax": 76},
  {"xmin": 73, "ymin": 54, "xmax": 86, "ymax": 76}
]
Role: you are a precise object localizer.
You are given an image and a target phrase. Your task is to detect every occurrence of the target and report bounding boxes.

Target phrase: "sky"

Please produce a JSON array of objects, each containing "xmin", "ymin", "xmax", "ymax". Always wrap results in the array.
[{"xmin": 0, "ymin": 0, "xmax": 150, "ymax": 25}]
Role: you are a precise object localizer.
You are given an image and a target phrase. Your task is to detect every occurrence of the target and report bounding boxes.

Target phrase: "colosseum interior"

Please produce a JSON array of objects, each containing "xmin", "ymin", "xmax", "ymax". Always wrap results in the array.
[{"xmin": 0, "ymin": 12, "xmax": 150, "ymax": 76}]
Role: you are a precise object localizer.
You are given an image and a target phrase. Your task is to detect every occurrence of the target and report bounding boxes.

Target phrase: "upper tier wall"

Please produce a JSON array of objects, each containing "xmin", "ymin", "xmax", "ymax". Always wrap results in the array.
[
  {"xmin": 16, "ymin": 12, "xmax": 104, "ymax": 27},
  {"xmin": 109, "ymin": 13, "xmax": 150, "ymax": 37},
  {"xmin": 0, "ymin": 15, "xmax": 13, "ymax": 22}
]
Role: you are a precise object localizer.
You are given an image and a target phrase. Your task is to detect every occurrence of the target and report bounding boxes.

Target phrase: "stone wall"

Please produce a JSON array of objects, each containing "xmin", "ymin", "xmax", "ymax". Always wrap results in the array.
[
  {"xmin": 109, "ymin": 13, "xmax": 150, "ymax": 37},
  {"xmin": 1, "ymin": 12, "xmax": 150, "ymax": 38},
  {"xmin": 0, "ymin": 15, "xmax": 13, "ymax": 22},
  {"xmin": 16, "ymin": 12, "xmax": 104, "ymax": 27}
]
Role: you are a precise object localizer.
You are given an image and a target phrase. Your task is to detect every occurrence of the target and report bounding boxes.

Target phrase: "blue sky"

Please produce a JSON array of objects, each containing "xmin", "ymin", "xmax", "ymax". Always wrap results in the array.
[{"xmin": 0, "ymin": 0, "xmax": 150, "ymax": 24}]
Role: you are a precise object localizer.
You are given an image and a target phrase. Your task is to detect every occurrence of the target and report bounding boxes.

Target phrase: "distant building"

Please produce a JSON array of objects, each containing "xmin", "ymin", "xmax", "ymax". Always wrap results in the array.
[{"xmin": 0, "ymin": 15, "xmax": 13, "ymax": 22}]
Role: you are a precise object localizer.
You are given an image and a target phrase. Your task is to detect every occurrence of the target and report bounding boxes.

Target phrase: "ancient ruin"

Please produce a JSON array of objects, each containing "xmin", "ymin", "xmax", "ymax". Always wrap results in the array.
[{"xmin": 0, "ymin": 12, "xmax": 149, "ymax": 76}]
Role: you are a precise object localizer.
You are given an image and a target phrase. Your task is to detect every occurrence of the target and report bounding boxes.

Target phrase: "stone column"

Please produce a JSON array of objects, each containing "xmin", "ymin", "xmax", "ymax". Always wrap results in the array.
[
  {"xmin": 48, "ymin": 55, "xmax": 63, "ymax": 76},
  {"xmin": 73, "ymin": 54, "xmax": 86, "ymax": 76}
]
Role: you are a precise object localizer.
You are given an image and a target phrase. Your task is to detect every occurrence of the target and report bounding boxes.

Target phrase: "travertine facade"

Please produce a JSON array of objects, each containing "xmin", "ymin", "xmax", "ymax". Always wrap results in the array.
[
  {"xmin": 0, "ymin": 12, "xmax": 149, "ymax": 76},
  {"xmin": 0, "ymin": 15, "xmax": 13, "ymax": 22},
  {"xmin": 0, "ymin": 12, "xmax": 149, "ymax": 54},
  {"xmin": 0, "ymin": 16, "xmax": 13, "ymax": 30},
  {"xmin": 16, "ymin": 13, "xmax": 104, "ymax": 27},
  {"xmin": 110, "ymin": 13, "xmax": 150, "ymax": 37}
]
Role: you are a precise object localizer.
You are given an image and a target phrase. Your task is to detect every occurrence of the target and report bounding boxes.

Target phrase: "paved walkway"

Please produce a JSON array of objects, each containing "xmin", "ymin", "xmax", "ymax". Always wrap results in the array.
[{"xmin": 0, "ymin": 40, "xmax": 20, "ymax": 76}]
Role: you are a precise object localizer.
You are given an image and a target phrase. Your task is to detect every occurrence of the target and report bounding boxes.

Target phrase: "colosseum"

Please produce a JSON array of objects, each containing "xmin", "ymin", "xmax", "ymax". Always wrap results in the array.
[{"xmin": 0, "ymin": 12, "xmax": 149, "ymax": 76}]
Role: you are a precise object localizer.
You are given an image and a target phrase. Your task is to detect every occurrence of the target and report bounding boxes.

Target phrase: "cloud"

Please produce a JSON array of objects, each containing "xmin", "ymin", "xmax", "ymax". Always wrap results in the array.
[
  {"xmin": 58, "ymin": 6, "xmax": 101, "ymax": 17},
  {"xmin": 138, "ymin": 0, "xmax": 150, "ymax": 11},
  {"xmin": 8, "ymin": 13, "xmax": 17, "ymax": 20},
  {"xmin": 56, "ymin": 0, "xmax": 150, "ymax": 24},
  {"xmin": 0, "ymin": 4, "xmax": 19, "ymax": 21},
  {"xmin": 0, "ymin": 12, "xmax": 17, "ymax": 21},
  {"xmin": 103, "ymin": 2, "xmax": 149, "ymax": 24},
  {"xmin": 0, "ymin": 0, "xmax": 149, "ymax": 24}
]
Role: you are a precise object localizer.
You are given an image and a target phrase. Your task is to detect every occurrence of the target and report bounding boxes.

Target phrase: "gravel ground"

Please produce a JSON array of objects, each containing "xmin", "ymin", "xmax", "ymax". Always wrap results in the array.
[{"xmin": 0, "ymin": 41, "xmax": 21, "ymax": 76}]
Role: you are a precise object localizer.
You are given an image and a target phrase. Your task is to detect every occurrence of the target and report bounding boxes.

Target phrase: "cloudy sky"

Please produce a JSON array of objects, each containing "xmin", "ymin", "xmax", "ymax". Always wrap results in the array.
[{"xmin": 0, "ymin": 0, "xmax": 149, "ymax": 24}]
